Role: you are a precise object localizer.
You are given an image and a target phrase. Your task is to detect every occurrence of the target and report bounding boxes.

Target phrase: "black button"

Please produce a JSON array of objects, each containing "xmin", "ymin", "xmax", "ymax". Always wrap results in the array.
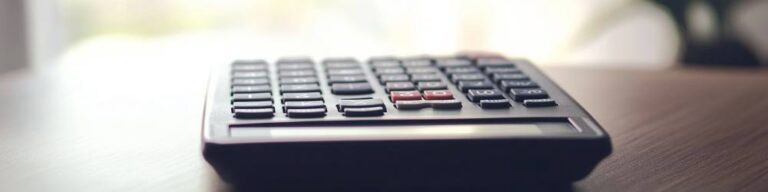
[
  {"xmin": 233, "ymin": 108, "xmax": 274, "ymax": 118},
  {"xmin": 232, "ymin": 71, "xmax": 268, "ymax": 78},
  {"xmin": 467, "ymin": 89, "xmax": 504, "ymax": 102},
  {"xmin": 523, "ymin": 98, "xmax": 557, "ymax": 107},
  {"xmin": 500, "ymin": 80, "xmax": 539, "ymax": 91},
  {"xmin": 484, "ymin": 67, "xmax": 521, "ymax": 74},
  {"xmin": 476, "ymin": 58, "xmax": 516, "ymax": 68},
  {"xmin": 232, "ymin": 78, "xmax": 270, "ymax": 86},
  {"xmin": 370, "ymin": 61, "xmax": 401, "ymax": 68},
  {"xmin": 331, "ymin": 83, "xmax": 374, "ymax": 95},
  {"xmin": 287, "ymin": 108, "xmax": 327, "ymax": 118},
  {"xmin": 232, "ymin": 64, "xmax": 268, "ymax": 71},
  {"xmin": 280, "ymin": 84, "xmax": 321, "ymax": 93},
  {"xmin": 445, "ymin": 66, "xmax": 480, "ymax": 74},
  {"xmin": 232, "ymin": 93, "xmax": 272, "ymax": 102},
  {"xmin": 279, "ymin": 77, "xmax": 319, "ymax": 84},
  {"xmin": 435, "ymin": 59, "xmax": 472, "ymax": 68},
  {"xmin": 385, "ymin": 82, "xmax": 416, "ymax": 92},
  {"xmin": 405, "ymin": 67, "xmax": 438, "ymax": 74},
  {"xmin": 232, "ymin": 101, "xmax": 274, "ymax": 111},
  {"xmin": 283, "ymin": 100, "xmax": 326, "ymax": 112},
  {"xmin": 282, "ymin": 92, "xmax": 323, "ymax": 102},
  {"xmin": 337, "ymin": 98, "xmax": 385, "ymax": 112},
  {"xmin": 379, "ymin": 74, "xmax": 410, "ymax": 84},
  {"xmin": 324, "ymin": 62, "xmax": 360, "ymax": 69},
  {"xmin": 479, "ymin": 99, "xmax": 512, "ymax": 108},
  {"xmin": 323, "ymin": 57, "xmax": 358, "ymax": 65},
  {"xmin": 278, "ymin": 70, "xmax": 316, "ymax": 77},
  {"xmin": 277, "ymin": 57, "xmax": 314, "ymax": 64},
  {"xmin": 492, "ymin": 73, "xmax": 529, "ymax": 83},
  {"xmin": 457, "ymin": 80, "xmax": 494, "ymax": 92},
  {"xmin": 410, "ymin": 74, "xmax": 442, "ymax": 82},
  {"xmin": 231, "ymin": 85, "xmax": 271, "ymax": 94},
  {"xmin": 328, "ymin": 75, "xmax": 368, "ymax": 84},
  {"xmin": 417, "ymin": 81, "xmax": 447, "ymax": 91},
  {"xmin": 450, "ymin": 73, "xmax": 486, "ymax": 83},
  {"xmin": 374, "ymin": 67, "xmax": 406, "ymax": 75},
  {"xmin": 343, "ymin": 106, "xmax": 385, "ymax": 116},
  {"xmin": 277, "ymin": 63, "xmax": 314, "ymax": 70},
  {"xmin": 509, "ymin": 89, "xmax": 549, "ymax": 101},
  {"xmin": 401, "ymin": 59, "xmax": 432, "ymax": 67},
  {"xmin": 232, "ymin": 59, "xmax": 267, "ymax": 66},
  {"xmin": 327, "ymin": 69, "xmax": 364, "ymax": 76}
]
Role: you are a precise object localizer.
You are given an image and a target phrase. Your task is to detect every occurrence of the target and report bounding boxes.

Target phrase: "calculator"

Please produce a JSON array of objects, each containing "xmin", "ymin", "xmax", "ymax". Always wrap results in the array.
[{"xmin": 202, "ymin": 52, "xmax": 611, "ymax": 187}]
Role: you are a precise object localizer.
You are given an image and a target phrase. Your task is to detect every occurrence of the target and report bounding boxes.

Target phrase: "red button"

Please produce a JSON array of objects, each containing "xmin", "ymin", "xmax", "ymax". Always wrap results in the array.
[
  {"xmin": 423, "ymin": 90, "xmax": 454, "ymax": 100},
  {"xmin": 390, "ymin": 91, "xmax": 422, "ymax": 102}
]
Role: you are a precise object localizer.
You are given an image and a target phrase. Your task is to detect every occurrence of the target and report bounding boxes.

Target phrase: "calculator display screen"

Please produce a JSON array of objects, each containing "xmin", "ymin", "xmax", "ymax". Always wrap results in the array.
[{"xmin": 230, "ymin": 122, "xmax": 575, "ymax": 142}]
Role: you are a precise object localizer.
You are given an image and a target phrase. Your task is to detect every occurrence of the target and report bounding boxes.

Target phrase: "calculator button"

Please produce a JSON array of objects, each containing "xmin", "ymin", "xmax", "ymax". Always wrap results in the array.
[
  {"xmin": 390, "ymin": 91, "xmax": 422, "ymax": 102},
  {"xmin": 445, "ymin": 66, "xmax": 480, "ymax": 74},
  {"xmin": 395, "ymin": 100, "xmax": 429, "ymax": 110},
  {"xmin": 232, "ymin": 59, "xmax": 267, "ymax": 66},
  {"xmin": 500, "ymin": 80, "xmax": 539, "ymax": 91},
  {"xmin": 476, "ymin": 58, "xmax": 516, "ymax": 68},
  {"xmin": 277, "ymin": 57, "xmax": 314, "ymax": 64},
  {"xmin": 492, "ymin": 73, "xmax": 529, "ymax": 83},
  {"xmin": 417, "ymin": 81, "xmax": 448, "ymax": 91},
  {"xmin": 371, "ymin": 61, "xmax": 401, "ymax": 68},
  {"xmin": 280, "ymin": 84, "xmax": 321, "ymax": 93},
  {"xmin": 232, "ymin": 101, "xmax": 274, "ymax": 110},
  {"xmin": 428, "ymin": 99, "xmax": 462, "ymax": 109},
  {"xmin": 509, "ymin": 89, "xmax": 549, "ymax": 101},
  {"xmin": 282, "ymin": 92, "xmax": 323, "ymax": 102},
  {"xmin": 467, "ymin": 89, "xmax": 504, "ymax": 102},
  {"xmin": 401, "ymin": 59, "xmax": 432, "ymax": 67},
  {"xmin": 232, "ymin": 93, "xmax": 272, "ymax": 102},
  {"xmin": 232, "ymin": 64, "xmax": 268, "ymax": 71},
  {"xmin": 457, "ymin": 81, "xmax": 494, "ymax": 92},
  {"xmin": 523, "ymin": 98, "xmax": 557, "ymax": 107},
  {"xmin": 278, "ymin": 63, "xmax": 314, "ymax": 70},
  {"xmin": 323, "ymin": 57, "xmax": 358, "ymax": 64},
  {"xmin": 327, "ymin": 69, "xmax": 364, "ymax": 76},
  {"xmin": 328, "ymin": 75, "xmax": 368, "ymax": 84},
  {"xmin": 379, "ymin": 74, "xmax": 410, "ymax": 84},
  {"xmin": 385, "ymin": 82, "xmax": 416, "ymax": 92},
  {"xmin": 450, "ymin": 73, "xmax": 486, "ymax": 83},
  {"xmin": 375, "ymin": 67, "xmax": 406, "ymax": 75},
  {"xmin": 331, "ymin": 83, "xmax": 374, "ymax": 95},
  {"xmin": 232, "ymin": 78, "xmax": 270, "ymax": 86},
  {"xmin": 423, "ymin": 90, "xmax": 454, "ymax": 100},
  {"xmin": 324, "ymin": 62, "xmax": 360, "ymax": 69},
  {"xmin": 343, "ymin": 106, "xmax": 385, "ymax": 117},
  {"xmin": 405, "ymin": 67, "xmax": 438, "ymax": 74},
  {"xmin": 410, "ymin": 74, "xmax": 442, "ymax": 82},
  {"xmin": 337, "ymin": 98, "xmax": 385, "ymax": 112},
  {"xmin": 287, "ymin": 108, "xmax": 327, "ymax": 118},
  {"xmin": 479, "ymin": 99, "xmax": 512, "ymax": 108},
  {"xmin": 435, "ymin": 59, "xmax": 472, "ymax": 68},
  {"xmin": 233, "ymin": 71, "xmax": 269, "ymax": 78},
  {"xmin": 279, "ymin": 70, "xmax": 316, "ymax": 77},
  {"xmin": 233, "ymin": 108, "xmax": 275, "ymax": 118},
  {"xmin": 484, "ymin": 67, "xmax": 521, "ymax": 74},
  {"xmin": 279, "ymin": 77, "xmax": 319, "ymax": 85},
  {"xmin": 283, "ymin": 101, "xmax": 326, "ymax": 112},
  {"xmin": 231, "ymin": 85, "xmax": 271, "ymax": 93}
]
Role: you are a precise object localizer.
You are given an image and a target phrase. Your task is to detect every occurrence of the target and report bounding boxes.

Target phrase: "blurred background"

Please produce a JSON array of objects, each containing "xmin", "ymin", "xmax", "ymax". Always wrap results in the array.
[{"xmin": 2, "ymin": 0, "xmax": 768, "ymax": 75}]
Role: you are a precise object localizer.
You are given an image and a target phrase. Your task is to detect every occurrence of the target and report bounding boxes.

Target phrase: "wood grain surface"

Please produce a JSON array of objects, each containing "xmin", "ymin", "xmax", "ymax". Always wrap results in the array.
[{"xmin": 1, "ymin": 66, "xmax": 767, "ymax": 191}]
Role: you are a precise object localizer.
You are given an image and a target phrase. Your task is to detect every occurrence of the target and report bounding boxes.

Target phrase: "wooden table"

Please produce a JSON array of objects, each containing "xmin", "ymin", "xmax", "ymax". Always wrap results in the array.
[{"xmin": 1, "ymin": 66, "xmax": 767, "ymax": 191}]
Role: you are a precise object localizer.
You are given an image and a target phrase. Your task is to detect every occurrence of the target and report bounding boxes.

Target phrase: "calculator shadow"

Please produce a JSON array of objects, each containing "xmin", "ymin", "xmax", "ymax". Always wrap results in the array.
[{"xmin": 222, "ymin": 182, "xmax": 575, "ymax": 192}]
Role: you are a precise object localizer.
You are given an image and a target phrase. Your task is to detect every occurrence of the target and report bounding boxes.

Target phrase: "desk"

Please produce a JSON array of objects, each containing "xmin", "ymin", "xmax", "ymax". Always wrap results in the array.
[{"xmin": 1, "ymin": 66, "xmax": 768, "ymax": 191}]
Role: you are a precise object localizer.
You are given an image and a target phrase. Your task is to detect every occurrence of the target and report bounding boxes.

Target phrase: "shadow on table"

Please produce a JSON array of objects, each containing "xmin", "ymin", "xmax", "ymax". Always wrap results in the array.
[{"xmin": 214, "ymin": 181, "xmax": 575, "ymax": 192}]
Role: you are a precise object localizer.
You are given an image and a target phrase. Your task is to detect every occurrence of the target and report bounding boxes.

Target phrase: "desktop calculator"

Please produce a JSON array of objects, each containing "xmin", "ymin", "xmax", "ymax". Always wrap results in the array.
[{"xmin": 202, "ymin": 52, "xmax": 611, "ymax": 187}]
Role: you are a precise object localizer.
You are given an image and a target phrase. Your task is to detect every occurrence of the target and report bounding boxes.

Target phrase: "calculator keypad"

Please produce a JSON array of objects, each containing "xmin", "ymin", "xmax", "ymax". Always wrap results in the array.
[{"xmin": 228, "ymin": 56, "xmax": 558, "ymax": 119}]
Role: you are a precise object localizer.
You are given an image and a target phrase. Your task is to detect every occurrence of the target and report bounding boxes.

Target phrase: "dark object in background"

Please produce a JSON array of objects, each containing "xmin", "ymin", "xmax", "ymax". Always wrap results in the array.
[{"xmin": 654, "ymin": 0, "xmax": 761, "ymax": 67}]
